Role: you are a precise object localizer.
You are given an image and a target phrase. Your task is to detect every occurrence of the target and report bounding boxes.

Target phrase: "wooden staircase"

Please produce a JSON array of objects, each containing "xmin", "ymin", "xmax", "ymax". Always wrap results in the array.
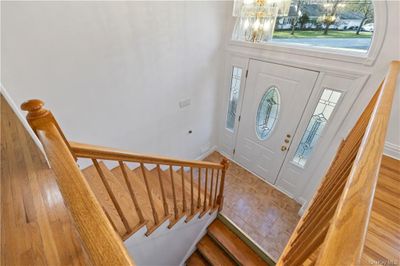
[
  {"xmin": 19, "ymin": 99, "xmax": 229, "ymax": 265},
  {"xmin": 187, "ymin": 219, "xmax": 269, "ymax": 266},
  {"xmin": 17, "ymin": 61, "xmax": 399, "ymax": 265},
  {"xmin": 81, "ymin": 160, "xmax": 218, "ymax": 238}
]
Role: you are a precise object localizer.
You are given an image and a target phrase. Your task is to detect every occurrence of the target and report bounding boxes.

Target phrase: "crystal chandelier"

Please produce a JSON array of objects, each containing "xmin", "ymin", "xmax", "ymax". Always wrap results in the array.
[{"xmin": 233, "ymin": 0, "xmax": 291, "ymax": 43}]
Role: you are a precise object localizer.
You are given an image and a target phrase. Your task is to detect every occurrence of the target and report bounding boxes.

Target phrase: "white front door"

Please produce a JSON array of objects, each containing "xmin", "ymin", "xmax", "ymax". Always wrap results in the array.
[{"xmin": 234, "ymin": 60, "xmax": 318, "ymax": 184}]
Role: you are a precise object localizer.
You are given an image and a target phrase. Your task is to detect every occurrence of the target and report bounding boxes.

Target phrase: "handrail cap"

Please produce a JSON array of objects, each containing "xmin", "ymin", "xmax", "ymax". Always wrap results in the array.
[
  {"xmin": 21, "ymin": 99, "xmax": 49, "ymax": 119},
  {"xmin": 221, "ymin": 158, "xmax": 230, "ymax": 169}
]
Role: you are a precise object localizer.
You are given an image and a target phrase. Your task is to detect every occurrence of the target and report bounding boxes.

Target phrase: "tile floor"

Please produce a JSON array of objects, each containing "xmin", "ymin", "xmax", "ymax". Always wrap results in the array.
[{"xmin": 204, "ymin": 152, "xmax": 301, "ymax": 261}]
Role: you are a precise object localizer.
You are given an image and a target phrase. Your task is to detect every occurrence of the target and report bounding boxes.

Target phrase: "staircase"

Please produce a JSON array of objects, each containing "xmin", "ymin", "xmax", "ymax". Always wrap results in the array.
[
  {"xmin": 16, "ymin": 60, "xmax": 399, "ymax": 266},
  {"xmin": 81, "ymin": 159, "xmax": 221, "ymax": 239},
  {"xmin": 19, "ymin": 99, "xmax": 229, "ymax": 265},
  {"xmin": 187, "ymin": 219, "xmax": 269, "ymax": 266}
]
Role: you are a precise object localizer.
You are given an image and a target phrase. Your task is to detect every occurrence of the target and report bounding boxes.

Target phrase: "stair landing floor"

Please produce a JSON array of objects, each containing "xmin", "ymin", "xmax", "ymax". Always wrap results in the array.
[
  {"xmin": 203, "ymin": 152, "xmax": 301, "ymax": 261},
  {"xmin": 205, "ymin": 152, "xmax": 400, "ymax": 264}
]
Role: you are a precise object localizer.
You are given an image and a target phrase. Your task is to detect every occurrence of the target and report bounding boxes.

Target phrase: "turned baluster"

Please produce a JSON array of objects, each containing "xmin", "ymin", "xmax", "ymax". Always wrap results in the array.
[
  {"xmin": 169, "ymin": 166, "xmax": 179, "ymax": 220},
  {"xmin": 180, "ymin": 167, "xmax": 187, "ymax": 213},
  {"xmin": 203, "ymin": 168, "xmax": 208, "ymax": 212},
  {"xmin": 119, "ymin": 161, "xmax": 145, "ymax": 224},
  {"xmin": 140, "ymin": 163, "xmax": 159, "ymax": 225},
  {"xmin": 197, "ymin": 168, "xmax": 202, "ymax": 210},
  {"xmin": 92, "ymin": 159, "xmax": 131, "ymax": 233},
  {"xmin": 190, "ymin": 167, "xmax": 194, "ymax": 215},
  {"xmin": 209, "ymin": 169, "xmax": 214, "ymax": 208},
  {"xmin": 216, "ymin": 159, "xmax": 229, "ymax": 211},
  {"xmin": 156, "ymin": 164, "xmax": 169, "ymax": 217},
  {"xmin": 213, "ymin": 169, "xmax": 220, "ymax": 208}
]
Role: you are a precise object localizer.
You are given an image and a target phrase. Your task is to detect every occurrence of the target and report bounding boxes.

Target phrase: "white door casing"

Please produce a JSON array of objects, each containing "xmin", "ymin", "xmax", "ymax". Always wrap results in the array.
[
  {"xmin": 276, "ymin": 73, "xmax": 368, "ymax": 200},
  {"xmin": 234, "ymin": 60, "xmax": 319, "ymax": 184}
]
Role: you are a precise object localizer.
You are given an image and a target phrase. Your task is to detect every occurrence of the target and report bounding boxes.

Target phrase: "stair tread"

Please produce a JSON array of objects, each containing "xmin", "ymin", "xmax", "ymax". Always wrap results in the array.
[
  {"xmin": 112, "ymin": 165, "xmax": 165, "ymax": 230},
  {"xmin": 187, "ymin": 251, "xmax": 209, "ymax": 266},
  {"xmin": 146, "ymin": 167, "xmax": 178, "ymax": 216},
  {"xmin": 83, "ymin": 162, "xmax": 139, "ymax": 237},
  {"xmin": 197, "ymin": 235, "xmax": 236, "ymax": 266},
  {"xmin": 155, "ymin": 168, "xmax": 191, "ymax": 219},
  {"xmin": 208, "ymin": 220, "xmax": 267, "ymax": 266}
]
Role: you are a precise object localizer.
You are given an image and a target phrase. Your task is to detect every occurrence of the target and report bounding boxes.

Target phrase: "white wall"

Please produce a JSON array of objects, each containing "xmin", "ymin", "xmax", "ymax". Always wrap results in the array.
[
  {"xmin": 124, "ymin": 212, "xmax": 217, "ymax": 266},
  {"xmin": 1, "ymin": 1, "xmax": 229, "ymax": 160}
]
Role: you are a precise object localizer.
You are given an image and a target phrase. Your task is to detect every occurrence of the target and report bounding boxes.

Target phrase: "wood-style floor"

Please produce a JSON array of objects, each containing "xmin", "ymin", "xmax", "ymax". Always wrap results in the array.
[
  {"xmin": 361, "ymin": 155, "xmax": 400, "ymax": 265},
  {"xmin": 1, "ymin": 96, "xmax": 89, "ymax": 265},
  {"xmin": 204, "ymin": 152, "xmax": 301, "ymax": 261},
  {"xmin": 205, "ymin": 152, "xmax": 400, "ymax": 264},
  {"xmin": 1, "ymin": 93, "xmax": 398, "ymax": 265}
]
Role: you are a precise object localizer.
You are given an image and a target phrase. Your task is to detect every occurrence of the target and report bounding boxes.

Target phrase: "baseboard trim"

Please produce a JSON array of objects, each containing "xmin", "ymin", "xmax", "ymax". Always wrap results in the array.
[
  {"xmin": 0, "ymin": 85, "xmax": 47, "ymax": 158},
  {"xmin": 196, "ymin": 145, "xmax": 217, "ymax": 161},
  {"xmin": 384, "ymin": 142, "xmax": 400, "ymax": 160}
]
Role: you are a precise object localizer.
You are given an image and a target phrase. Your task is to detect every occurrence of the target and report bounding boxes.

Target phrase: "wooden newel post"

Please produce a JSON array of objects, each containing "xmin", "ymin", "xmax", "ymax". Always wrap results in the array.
[
  {"xmin": 20, "ymin": 99, "xmax": 134, "ymax": 265},
  {"xmin": 217, "ymin": 158, "xmax": 229, "ymax": 211},
  {"xmin": 21, "ymin": 99, "xmax": 76, "ymax": 160},
  {"xmin": 21, "ymin": 99, "xmax": 52, "ymax": 129}
]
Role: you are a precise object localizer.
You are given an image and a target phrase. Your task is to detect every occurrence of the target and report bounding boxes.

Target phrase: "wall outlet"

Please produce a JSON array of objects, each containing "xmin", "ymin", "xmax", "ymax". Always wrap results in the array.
[{"xmin": 179, "ymin": 98, "xmax": 191, "ymax": 108}]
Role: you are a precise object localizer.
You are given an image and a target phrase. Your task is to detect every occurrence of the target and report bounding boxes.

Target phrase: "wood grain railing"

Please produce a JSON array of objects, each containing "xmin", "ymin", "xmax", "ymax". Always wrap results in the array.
[
  {"xmin": 69, "ymin": 141, "xmax": 228, "ymax": 232},
  {"xmin": 20, "ymin": 100, "xmax": 134, "ymax": 266},
  {"xmin": 277, "ymin": 60, "xmax": 400, "ymax": 266},
  {"xmin": 21, "ymin": 99, "xmax": 228, "ymax": 264}
]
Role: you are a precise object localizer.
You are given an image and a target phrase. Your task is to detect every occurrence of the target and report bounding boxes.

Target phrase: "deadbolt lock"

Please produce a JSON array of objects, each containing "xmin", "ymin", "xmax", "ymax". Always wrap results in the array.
[
  {"xmin": 286, "ymin": 134, "xmax": 291, "ymax": 138},
  {"xmin": 284, "ymin": 139, "xmax": 290, "ymax": 143},
  {"xmin": 281, "ymin": 146, "xmax": 288, "ymax": 151}
]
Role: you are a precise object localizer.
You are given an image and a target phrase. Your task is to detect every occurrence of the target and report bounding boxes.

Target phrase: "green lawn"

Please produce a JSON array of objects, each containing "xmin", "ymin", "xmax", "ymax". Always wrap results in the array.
[{"xmin": 273, "ymin": 30, "xmax": 373, "ymax": 39}]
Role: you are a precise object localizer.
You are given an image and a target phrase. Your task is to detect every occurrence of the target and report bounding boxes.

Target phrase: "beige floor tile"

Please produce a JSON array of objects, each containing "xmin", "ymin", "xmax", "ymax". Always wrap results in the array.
[{"xmin": 204, "ymin": 152, "xmax": 301, "ymax": 261}]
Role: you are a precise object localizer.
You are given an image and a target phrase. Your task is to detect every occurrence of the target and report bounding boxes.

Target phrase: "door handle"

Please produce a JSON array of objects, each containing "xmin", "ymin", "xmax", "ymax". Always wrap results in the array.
[{"xmin": 281, "ymin": 146, "xmax": 288, "ymax": 152}]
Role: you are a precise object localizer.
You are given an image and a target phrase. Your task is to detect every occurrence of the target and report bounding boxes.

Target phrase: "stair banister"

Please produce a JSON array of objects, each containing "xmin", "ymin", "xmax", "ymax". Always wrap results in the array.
[
  {"xmin": 277, "ymin": 61, "xmax": 400, "ymax": 265},
  {"xmin": 317, "ymin": 61, "xmax": 400, "ymax": 265},
  {"xmin": 21, "ymin": 100, "xmax": 134, "ymax": 266},
  {"xmin": 69, "ymin": 141, "xmax": 224, "ymax": 169}
]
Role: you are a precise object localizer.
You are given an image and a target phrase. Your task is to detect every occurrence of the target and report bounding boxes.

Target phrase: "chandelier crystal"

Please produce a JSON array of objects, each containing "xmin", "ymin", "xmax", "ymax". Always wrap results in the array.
[{"xmin": 233, "ymin": 0, "xmax": 291, "ymax": 43}]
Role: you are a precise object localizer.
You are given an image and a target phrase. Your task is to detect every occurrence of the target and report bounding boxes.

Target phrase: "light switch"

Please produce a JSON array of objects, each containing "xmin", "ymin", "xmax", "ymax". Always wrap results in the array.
[{"xmin": 179, "ymin": 98, "xmax": 191, "ymax": 108}]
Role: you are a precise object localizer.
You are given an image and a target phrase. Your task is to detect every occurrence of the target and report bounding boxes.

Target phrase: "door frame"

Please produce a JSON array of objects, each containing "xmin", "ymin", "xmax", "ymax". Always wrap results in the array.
[
  {"xmin": 218, "ymin": 55, "xmax": 249, "ymax": 158},
  {"xmin": 232, "ymin": 59, "xmax": 320, "ymax": 186},
  {"xmin": 218, "ymin": 55, "xmax": 367, "ymax": 205}
]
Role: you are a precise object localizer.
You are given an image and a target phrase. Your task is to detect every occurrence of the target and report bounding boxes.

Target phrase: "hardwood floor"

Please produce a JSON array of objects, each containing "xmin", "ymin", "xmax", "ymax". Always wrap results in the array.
[
  {"xmin": 205, "ymin": 152, "xmax": 400, "ymax": 264},
  {"xmin": 1, "ymin": 96, "xmax": 89, "ymax": 265},
  {"xmin": 361, "ymin": 155, "xmax": 400, "ymax": 265},
  {"xmin": 1, "ymin": 93, "xmax": 398, "ymax": 265}
]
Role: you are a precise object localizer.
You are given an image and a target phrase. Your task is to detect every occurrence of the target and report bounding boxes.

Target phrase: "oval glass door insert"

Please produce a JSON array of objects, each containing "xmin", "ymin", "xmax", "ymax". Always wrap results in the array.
[{"xmin": 256, "ymin": 86, "xmax": 280, "ymax": 140}]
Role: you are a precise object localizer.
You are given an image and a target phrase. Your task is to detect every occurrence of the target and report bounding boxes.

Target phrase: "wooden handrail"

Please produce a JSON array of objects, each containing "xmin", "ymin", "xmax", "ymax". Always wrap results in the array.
[
  {"xmin": 20, "ymin": 100, "xmax": 134, "ymax": 266},
  {"xmin": 277, "ymin": 61, "xmax": 399, "ymax": 266},
  {"xmin": 317, "ymin": 61, "xmax": 400, "ymax": 265},
  {"xmin": 69, "ymin": 141, "xmax": 224, "ymax": 169}
]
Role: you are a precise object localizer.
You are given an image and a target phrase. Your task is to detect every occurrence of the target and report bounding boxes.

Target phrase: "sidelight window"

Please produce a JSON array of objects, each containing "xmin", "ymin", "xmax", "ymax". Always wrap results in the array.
[
  {"xmin": 292, "ymin": 88, "xmax": 342, "ymax": 167},
  {"xmin": 226, "ymin": 67, "xmax": 243, "ymax": 131}
]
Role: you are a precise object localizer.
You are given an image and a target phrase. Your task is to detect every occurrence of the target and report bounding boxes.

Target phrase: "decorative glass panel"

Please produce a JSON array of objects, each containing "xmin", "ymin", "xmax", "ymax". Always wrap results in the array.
[
  {"xmin": 226, "ymin": 67, "xmax": 243, "ymax": 131},
  {"xmin": 256, "ymin": 87, "xmax": 280, "ymax": 140},
  {"xmin": 292, "ymin": 88, "xmax": 342, "ymax": 167}
]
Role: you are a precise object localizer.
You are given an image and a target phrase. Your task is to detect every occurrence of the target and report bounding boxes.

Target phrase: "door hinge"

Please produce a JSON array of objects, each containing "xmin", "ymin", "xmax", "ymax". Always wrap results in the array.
[
  {"xmin": 233, "ymin": 148, "xmax": 236, "ymax": 155},
  {"xmin": 238, "ymin": 115, "xmax": 241, "ymax": 122},
  {"xmin": 245, "ymin": 69, "xmax": 249, "ymax": 78}
]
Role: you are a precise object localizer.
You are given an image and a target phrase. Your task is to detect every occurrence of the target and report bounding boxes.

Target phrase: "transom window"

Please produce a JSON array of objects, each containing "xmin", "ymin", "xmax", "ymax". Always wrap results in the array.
[{"xmin": 232, "ymin": 0, "xmax": 374, "ymax": 52}]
